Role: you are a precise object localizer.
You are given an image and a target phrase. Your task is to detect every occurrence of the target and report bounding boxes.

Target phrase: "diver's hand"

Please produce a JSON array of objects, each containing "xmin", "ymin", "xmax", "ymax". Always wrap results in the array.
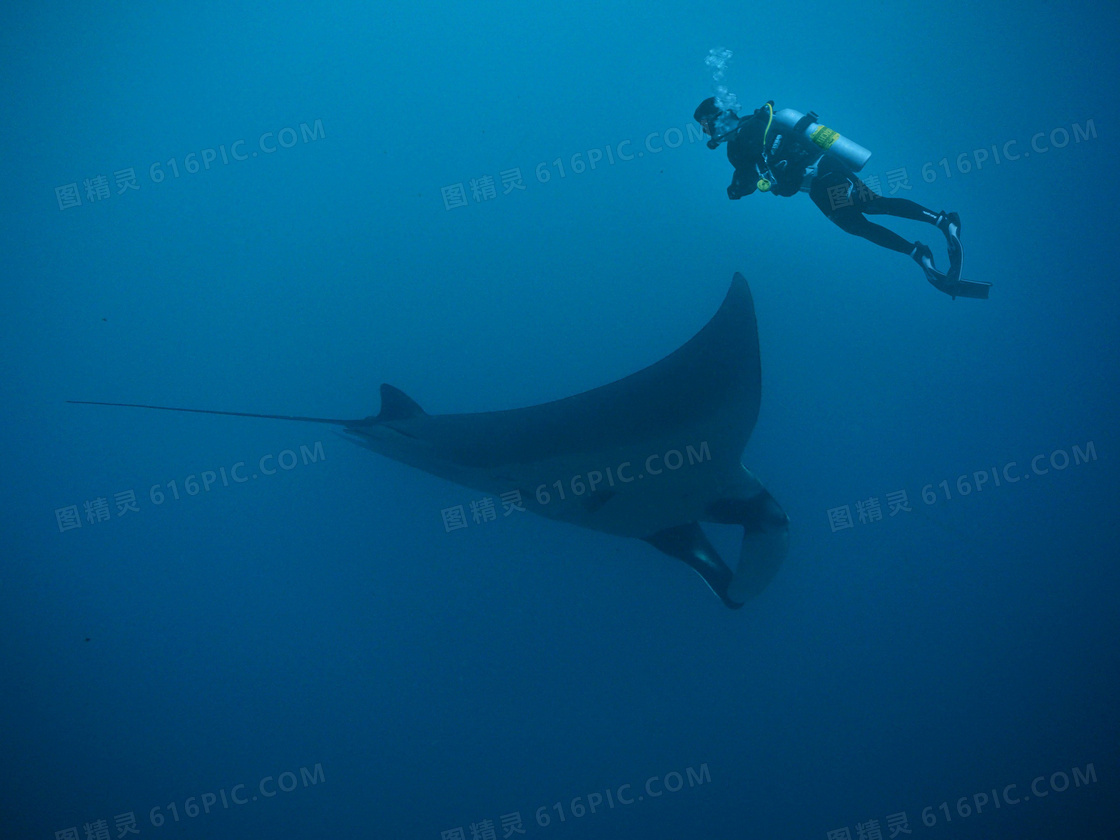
[{"xmin": 728, "ymin": 168, "xmax": 757, "ymax": 200}]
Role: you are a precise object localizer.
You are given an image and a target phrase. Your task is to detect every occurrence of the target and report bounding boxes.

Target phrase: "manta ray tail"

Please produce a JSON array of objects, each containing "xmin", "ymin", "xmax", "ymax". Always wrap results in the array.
[
  {"xmin": 68, "ymin": 384, "xmax": 423, "ymax": 427},
  {"xmin": 65, "ymin": 400, "xmax": 366, "ymax": 426}
]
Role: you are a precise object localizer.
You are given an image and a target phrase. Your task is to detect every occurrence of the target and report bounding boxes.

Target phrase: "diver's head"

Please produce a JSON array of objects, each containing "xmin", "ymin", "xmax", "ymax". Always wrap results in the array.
[{"xmin": 694, "ymin": 97, "xmax": 739, "ymax": 148}]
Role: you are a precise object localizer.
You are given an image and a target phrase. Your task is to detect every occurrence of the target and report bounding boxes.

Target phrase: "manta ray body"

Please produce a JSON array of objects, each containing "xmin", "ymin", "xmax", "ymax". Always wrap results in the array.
[{"xmin": 71, "ymin": 274, "xmax": 789, "ymax": 608}]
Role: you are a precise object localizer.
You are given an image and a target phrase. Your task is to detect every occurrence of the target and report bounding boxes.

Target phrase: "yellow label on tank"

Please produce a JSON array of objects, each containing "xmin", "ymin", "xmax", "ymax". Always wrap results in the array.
[{"xmin": 811, "ymin": 126, "xmax": 839, "ymax": 150}]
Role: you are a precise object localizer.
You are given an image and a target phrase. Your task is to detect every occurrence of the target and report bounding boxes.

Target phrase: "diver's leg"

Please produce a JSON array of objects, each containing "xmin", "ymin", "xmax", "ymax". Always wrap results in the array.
[
  {"xmin": 859, "ymin": 191, "xmax": 963, "ymax": 253},
  {"xmin": 827, "ymin": 206, "xmax": 917, "ymax": 254},
  {"xmin": 847, "ymin": 172, "xmax": 962, "ymax": 232},
  {"xmin": 860, "ymin": 193, "xmax": 966, "ymax": 277},
  {"xmin": 810, "ymin": 165, "xmax": 984, "ymax": 297},
  {"xmin": 810, "ymin": 167, "xmax": 916, "ymax": 254},
  {"xmin": 861, "ymin": 195, "xmax": 941, "ymax": 224},
  {"xmin": 870, "ymin": 197, "xmax": 965, "ymax": 280},
  {"xmin": 810, "ymin": 165, "xmax": 930, "ymax": 255}
]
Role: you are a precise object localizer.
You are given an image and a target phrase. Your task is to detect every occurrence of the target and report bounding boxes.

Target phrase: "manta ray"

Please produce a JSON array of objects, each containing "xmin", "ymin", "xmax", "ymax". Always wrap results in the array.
[{"xmin": 70, "ymin": 273, "xmax": 789, "ymax": 608}]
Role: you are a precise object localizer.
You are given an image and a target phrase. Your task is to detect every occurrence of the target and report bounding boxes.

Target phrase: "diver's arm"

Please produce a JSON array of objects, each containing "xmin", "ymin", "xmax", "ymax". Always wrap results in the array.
[{"xmin": 727, "ymin": 164, "xmax": 760, "ymax": 200}]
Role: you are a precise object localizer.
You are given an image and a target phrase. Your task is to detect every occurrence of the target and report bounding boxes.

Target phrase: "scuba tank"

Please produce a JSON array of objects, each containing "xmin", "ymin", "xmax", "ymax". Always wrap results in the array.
[{"xmin": 769, "ymin": 108, "xmax": 871, "ymax": 172}]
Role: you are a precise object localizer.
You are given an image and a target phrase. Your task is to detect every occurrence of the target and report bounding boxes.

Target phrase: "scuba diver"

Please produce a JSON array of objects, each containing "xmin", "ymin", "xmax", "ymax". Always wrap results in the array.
[{"xmin": 694, "ymin": 97, "xmax": 990, "ymax": 299}]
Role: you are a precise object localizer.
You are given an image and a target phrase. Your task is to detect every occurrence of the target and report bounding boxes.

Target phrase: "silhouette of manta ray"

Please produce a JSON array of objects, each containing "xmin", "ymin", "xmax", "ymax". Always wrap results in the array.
[{"xmin": 70, "ymin": 273, "xmax": 789, "ymax": 608}]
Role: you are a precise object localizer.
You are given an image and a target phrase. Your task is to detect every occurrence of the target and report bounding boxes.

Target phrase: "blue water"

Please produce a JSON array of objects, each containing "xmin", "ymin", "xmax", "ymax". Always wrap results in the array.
[{"xmin": 3, "ymin": 2, "xmax": 1117, "ymax": 838}]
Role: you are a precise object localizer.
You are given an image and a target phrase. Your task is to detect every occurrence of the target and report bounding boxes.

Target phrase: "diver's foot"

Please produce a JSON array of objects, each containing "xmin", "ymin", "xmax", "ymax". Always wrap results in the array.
[
  {"xmin": 935, "ymin": 211, "xmax": 961, "ymax": 237},
  {"xmin": 911, "ymin": 241, "xmax": 934, "ymax": 266}
]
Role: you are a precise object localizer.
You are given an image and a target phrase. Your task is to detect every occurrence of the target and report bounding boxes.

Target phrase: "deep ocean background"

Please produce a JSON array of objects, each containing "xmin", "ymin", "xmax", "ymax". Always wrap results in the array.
[{"xmin": 2, "ymin": 2, "xmax": 1117, "ymax": 838}]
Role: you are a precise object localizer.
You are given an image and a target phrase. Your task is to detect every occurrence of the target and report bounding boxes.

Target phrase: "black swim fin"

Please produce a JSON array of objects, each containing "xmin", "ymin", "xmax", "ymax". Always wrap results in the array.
[
  {"xmin": 913, "ymin": 240, "xmax": 991, "ymax": 300},
  {"xmin": 937, "ymin": 211, "xmax": 964, "ymax": 283}
]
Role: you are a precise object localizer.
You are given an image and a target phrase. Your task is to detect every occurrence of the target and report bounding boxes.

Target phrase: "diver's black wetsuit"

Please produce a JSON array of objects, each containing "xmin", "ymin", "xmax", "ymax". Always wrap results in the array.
[
  {"xmin": 725, "ymin": 103, "xmax": 940, "ymax": 254},
  {"xmin": 723, "ymin": 104, "xmax": 810, "ymax": 199},
  {"xmin": 808, "ymin": 158, "xmax": 939, "ymax": 254}
]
